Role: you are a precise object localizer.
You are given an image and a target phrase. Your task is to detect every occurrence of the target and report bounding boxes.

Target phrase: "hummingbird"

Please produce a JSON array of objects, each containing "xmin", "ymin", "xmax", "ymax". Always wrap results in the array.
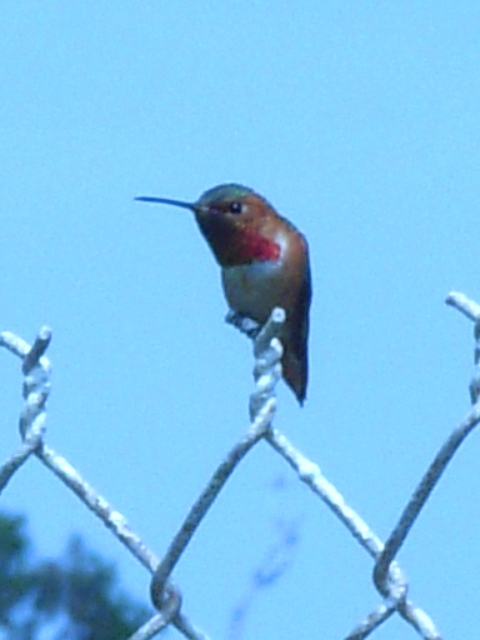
[{"xmin": 135, "ymin": 184, "xmax": 312, "ymax": 404}]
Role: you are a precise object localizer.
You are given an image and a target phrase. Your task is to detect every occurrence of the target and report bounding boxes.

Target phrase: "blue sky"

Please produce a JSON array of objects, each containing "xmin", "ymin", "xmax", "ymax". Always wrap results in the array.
[{"xmin": 1, "ymin": 3, "xmax": 480, "ymax": 639}]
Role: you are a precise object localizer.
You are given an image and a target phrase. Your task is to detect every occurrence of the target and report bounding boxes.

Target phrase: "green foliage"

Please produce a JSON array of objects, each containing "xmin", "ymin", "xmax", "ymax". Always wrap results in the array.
[{"xmin": 0, "ymin": 512, "xmax": 151, "ymax": 640}]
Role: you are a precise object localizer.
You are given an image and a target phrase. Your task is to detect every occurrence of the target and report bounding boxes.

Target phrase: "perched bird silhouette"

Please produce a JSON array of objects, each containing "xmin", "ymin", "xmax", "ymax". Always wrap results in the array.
[{"xmin": 136, "ymin": 184, "xmax": 312, "ymax": 404}]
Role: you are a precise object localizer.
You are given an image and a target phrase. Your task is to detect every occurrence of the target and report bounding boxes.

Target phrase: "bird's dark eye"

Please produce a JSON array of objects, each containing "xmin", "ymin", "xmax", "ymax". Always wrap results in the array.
[{"xmin": 229, "ymin": 201, "xmax": 243, "ymax": 214}]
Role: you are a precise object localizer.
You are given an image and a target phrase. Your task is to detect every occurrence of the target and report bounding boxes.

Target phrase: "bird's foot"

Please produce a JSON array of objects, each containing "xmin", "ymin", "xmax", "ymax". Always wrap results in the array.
[{"xmin": 225, "ymin": 310, "xmax": 261, "ymax": 339}]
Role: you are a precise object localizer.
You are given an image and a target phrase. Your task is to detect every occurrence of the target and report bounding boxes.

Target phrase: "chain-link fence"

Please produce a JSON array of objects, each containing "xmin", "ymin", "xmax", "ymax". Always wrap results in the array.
[{"xmin": 1, "ymin": 291, "xmax": 478, "ymax": 640}]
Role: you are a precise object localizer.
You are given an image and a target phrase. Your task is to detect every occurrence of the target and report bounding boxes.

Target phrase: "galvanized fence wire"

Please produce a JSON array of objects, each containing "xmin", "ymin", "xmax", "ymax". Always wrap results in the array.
[{"xmin": 1, "ymin": 291, "xmax": 479, "ymax": 640}]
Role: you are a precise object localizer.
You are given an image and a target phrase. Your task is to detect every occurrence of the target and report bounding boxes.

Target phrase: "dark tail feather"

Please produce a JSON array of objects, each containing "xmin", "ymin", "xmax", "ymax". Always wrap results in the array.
[{"xmin": 282, "ymin": 346, "xmax": 307, "ymax": 405}]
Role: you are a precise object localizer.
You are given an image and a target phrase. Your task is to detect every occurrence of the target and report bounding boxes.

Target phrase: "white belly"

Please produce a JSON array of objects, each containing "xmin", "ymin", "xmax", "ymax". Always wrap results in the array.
[{"xmin": 221, "ymin": 260, "xmax": 284, "ymax": 324}]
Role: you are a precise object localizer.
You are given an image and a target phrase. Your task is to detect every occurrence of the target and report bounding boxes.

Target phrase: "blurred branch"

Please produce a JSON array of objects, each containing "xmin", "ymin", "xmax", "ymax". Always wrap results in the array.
[
  {"xmin": 267, "ymin": 420, "xmax": 441, "ymax": 638},
  {"xmin": 227, "ymin": 518, "xmax": 300, "ymax": 640},
  {"xmin": 2, "ymin": 292, "xmax": 476, "ymax": 639}
]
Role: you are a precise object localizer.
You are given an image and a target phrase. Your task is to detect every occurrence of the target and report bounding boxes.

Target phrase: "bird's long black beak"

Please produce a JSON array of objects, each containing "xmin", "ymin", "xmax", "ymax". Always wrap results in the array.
[{"xmin": 134, "ymin": 196, "xmax": 196, "ymax": 211}]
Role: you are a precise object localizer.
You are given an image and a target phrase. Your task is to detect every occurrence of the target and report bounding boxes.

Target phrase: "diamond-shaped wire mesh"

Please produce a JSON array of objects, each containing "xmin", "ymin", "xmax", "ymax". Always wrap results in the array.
[{"xmin": 1, "ymin": 292, "xmax": 478, "ymax": 640}]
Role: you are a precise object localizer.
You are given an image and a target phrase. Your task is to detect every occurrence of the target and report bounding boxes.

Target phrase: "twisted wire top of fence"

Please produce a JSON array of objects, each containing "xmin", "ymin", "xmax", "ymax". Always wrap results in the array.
[{"xmin": 1, "ymin": 292, "xmax": 479, "ymax": 639}]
